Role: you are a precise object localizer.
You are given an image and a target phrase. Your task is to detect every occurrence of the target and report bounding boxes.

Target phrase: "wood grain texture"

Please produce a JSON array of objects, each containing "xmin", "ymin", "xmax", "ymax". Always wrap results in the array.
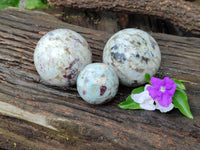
[
  {"xmin": 0, "ymin": 7, "xmax": 200, "ymax": 150},
  {"xmin": 48, "ymin": 0, "xmax": 200, "ymax": 36}
]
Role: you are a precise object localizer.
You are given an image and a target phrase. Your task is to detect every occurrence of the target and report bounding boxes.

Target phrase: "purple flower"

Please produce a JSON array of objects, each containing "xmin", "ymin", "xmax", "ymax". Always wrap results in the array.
[{"xmin": 147, "ymin": 77, "xmax": 177, "ymax": 107}]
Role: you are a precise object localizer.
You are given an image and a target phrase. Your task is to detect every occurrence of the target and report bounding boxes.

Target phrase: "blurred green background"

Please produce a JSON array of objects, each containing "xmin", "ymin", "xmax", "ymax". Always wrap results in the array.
[{"xmin": 0, "ymin": 0, "xmax": 51, "ymax": 10}]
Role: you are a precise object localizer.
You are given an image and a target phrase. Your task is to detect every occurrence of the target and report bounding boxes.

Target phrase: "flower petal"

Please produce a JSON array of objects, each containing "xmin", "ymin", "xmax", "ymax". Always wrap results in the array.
[
  {"xmin": 164, "ymin": 77, "xmax": 174, "ymax": 86},
  {"xmin": 131, "ymin": 93, "xmax": 142, "ymax": 103},
  {"xmin": 155, "ymin": 101, "xmax": 174, "ymax": 113},
  {"xmin": 157, "ymin": 91, "xmax": 162, "ymax": 97},
  {"xmin": 165, "ymin": 84, "xmax": 172, "ymax": 90},
  {"xmin": 140, "ymin": 98, "xmax": 156, "ymax": 110},
  {"xmin": 158, "ymin": 92, "xmax": 172, "ymax": 107},
  {"xmin": 147, "ymin": 86, "xmax": 158, "ymax": 100},
  {"xmin": 144, "ymin": 84, "xmax": 151, "ymax": 91},
  {"xmin": 131, "ymin": 91, "xmax": 149, "ymax": 103},
  {"xmin": 150, "ymin": 77, "xmax": 163, "ymax": 87},
  {"xmin": 167, "ymin": 84, "xmax": 177, "ymax": 96}
]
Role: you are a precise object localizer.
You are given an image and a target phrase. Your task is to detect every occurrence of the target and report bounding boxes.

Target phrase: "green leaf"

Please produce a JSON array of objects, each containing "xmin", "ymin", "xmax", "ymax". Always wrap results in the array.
[
  {"xmin": 131, "ymin": 86, "xmax": 145, "ymax": 94},
  {"xmin": 178, "ymin": 80, "xmax": 190, "ymax": 83},
  {"xmin": 173, "ymin": 89, "xmax": 193, "ymax": 119},
  {"xmin": 0, "ymin": 0, "xmax": 20, "ymax": 10},
  {"xmin": 118, "ymin": 95, "xmax": 142, "ymax": 109},
  {"xmin": 172, "ymin": 79, "xmax": 186, "ymax": 90},
  {"xmin": 26, "ymin": 0, "xmax": 46, "ymax": 9},
  {"xmin": 145, "ymin": 73, "xmax": 151, "ymax": 84}
]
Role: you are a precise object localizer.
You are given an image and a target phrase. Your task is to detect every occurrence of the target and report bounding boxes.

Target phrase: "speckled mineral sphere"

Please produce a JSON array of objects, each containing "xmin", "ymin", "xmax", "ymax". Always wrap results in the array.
[
  {"xmin": 34, "ymin": 29, "xmax": 92, "ymax": 86},
  {"xmin": 77, "ymin": 63, "xmax": 119, "ymax": 104},
  {"xmin": 103, "ymin": 28, "xmax": 161, "ymax": 87}
]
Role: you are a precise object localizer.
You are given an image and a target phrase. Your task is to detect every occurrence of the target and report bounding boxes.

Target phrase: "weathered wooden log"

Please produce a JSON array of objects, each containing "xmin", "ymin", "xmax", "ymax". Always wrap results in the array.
[
  {"xmin": 0, "ymin": 7, "xmax": 200, "ymax": 150},
  {"xmin": 48, "ymin": 0, "xmax": 200, "ymax": 36}
]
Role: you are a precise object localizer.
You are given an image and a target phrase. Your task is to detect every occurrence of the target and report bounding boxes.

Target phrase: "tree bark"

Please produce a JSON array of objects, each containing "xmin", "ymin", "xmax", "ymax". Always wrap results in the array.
[
  {"xmin": 0, "ymin": 7, "xmax": 200, "ymax": 150},
  {"xmin": 48, "ymin": 0, "xmax": 200, "ymax": 36}
]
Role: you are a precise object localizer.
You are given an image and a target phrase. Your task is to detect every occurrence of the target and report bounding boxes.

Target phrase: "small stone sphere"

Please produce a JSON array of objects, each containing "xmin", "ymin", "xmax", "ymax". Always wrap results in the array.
[
  {"xmin": 34, "ymin": 29, "xmax": 92, "ymax": 86},
  {"xmin": 77, "ymin": 63, "xmax": 119, "ymax": 104},
  {"xmin": 103, "ymin": 28, "xmax": 161, "ymax": 87}
]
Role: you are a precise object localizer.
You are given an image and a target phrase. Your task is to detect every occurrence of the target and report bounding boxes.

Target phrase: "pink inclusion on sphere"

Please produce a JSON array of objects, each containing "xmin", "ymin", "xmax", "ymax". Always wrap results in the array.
[
  {"xmin": 100, "ymin": 86, "xmax": 107, "ymax": 96},
  {"xmin": 69, "ymin": 35, "xmax": 83, "ymax": 46},
  {"xmin": 83, "ymin": 90, "xmax": 86, "ymax": 95}
]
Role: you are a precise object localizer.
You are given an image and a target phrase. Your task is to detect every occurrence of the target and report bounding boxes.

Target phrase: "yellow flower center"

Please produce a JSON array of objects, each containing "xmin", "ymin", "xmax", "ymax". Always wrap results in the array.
[{"xmin": 160, "ymin": 86, "xmax": 166, "ymax": 92}]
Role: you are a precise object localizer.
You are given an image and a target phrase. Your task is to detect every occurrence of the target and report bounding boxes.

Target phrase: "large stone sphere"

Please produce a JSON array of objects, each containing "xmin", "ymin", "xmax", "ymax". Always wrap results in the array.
[
  {"xmin": 34, "ymin": 29, "xmax": 92, "ymax": 86},
  {"xmin": 103, "ymin": 28, "xmax": 161, "ymax": 87}
]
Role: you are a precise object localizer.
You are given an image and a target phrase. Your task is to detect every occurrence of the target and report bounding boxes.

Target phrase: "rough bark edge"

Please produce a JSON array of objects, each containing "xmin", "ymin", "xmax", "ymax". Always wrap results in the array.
[{"xmin": 48, "ymin": 0, "xmax": 200, "ymax": 36}]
